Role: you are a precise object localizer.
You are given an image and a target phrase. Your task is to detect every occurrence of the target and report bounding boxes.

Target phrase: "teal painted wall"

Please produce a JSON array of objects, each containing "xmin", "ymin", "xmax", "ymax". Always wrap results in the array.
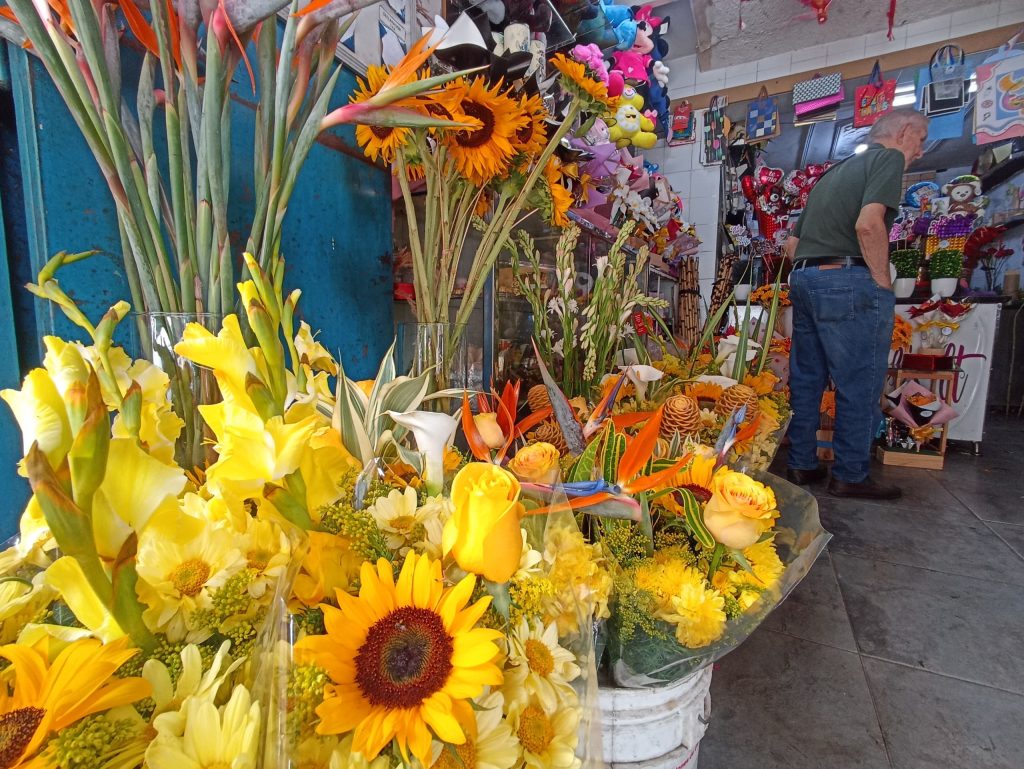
[{"xmin": 0, "ymin": 41, "xmax": 394, "ymax": 538}]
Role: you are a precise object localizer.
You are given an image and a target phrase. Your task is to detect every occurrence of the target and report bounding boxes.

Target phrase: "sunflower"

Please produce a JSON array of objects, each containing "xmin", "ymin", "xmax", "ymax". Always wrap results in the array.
[
  {"xmin": 0, "ymin": 636, "xmax": 150, "ymax": 768},
  {"xmin": 667, "ymin": 449, "xmax": 717, "ymax": 503},
  {"xmin": 295, "ymin": 552, "xmax": 503, "ymax": 767},
  {"xmin": 351, "ymin": 66, "xmax": 412, "ymax": 164},
  {"xmin": 511, "ymin": 92, "xmax": 548, "ymax": 159},
  {"xmin": 549, "ymin": 53, "xmax": 612, "ymax": 111},
  {"xmin": 684, "ymin": 381, "xmax": 723, "ymax": 407},
  {"xmin": 442, "ymin": 77, "xmax": 528, "ymax": 187},
  {"xmin": 543, "ymin": 159, "xmax": 573, "ymax": 227}
]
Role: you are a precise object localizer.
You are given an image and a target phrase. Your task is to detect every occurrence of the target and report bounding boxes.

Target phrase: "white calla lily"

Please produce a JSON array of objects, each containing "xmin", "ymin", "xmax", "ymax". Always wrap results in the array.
[
  {"xmin": 617, "ymin": 364, "xmax": 665, "ymax": 402},
  {"xmin": 387, "ymin": 410, "xmax": 457, "ymax": 495}
]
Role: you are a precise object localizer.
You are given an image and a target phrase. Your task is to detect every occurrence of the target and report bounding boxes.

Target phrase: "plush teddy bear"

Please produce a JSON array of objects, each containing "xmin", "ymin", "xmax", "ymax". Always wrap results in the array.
[
  {"xmin": 607, "ymin": 86, "xmax": 657, "ymax": 149},
  {"xmin": 942, "ymin": 174, "xmax": 986, "ymax": 215}
]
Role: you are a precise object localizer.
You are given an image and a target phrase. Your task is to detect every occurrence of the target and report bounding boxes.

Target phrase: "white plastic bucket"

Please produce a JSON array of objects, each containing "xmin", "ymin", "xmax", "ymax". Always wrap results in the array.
[{"xmin": 598, "ymin": 666, "xmax": 712, "ymax": 766}]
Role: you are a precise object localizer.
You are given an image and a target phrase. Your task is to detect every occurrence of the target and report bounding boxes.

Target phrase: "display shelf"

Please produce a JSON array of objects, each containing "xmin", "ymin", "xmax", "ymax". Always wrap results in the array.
[{"xmin": 980, "ymin": 154, "xmax": 1024, "ymax": 193}]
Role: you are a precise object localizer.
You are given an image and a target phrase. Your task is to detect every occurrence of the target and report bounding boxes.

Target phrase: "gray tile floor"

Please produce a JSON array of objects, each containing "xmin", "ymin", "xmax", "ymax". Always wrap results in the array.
[{"xmin": 699, "ymin": 415, "xmax": 1024, "ymax": 769}]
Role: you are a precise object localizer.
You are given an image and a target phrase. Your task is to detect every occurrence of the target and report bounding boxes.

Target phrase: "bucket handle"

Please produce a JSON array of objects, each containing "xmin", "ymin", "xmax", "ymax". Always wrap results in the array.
[{"xmin": 697, "ymin": 690, "xmax": 712, "ymax": 725}]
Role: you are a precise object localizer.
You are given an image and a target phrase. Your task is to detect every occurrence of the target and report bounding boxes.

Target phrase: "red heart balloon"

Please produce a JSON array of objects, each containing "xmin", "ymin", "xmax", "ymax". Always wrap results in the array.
[
  {"xmin": 758, "ymin": 166, "xmax": 784, "ymax": 187},
  {"xmin": 806, "ymin": 163, "xmax": 826, "ymax": 178},
  {"xmin": 741, "ymin": 175, "xmax": 757, "ymax": 203}
]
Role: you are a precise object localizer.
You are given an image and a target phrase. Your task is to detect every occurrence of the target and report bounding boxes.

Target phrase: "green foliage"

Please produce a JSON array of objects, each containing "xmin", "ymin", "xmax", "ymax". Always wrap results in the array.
[
  {"xmin": 890, "ymin": 249, "xmax": 922, "ymax": 279},
  {"xmin": 929, "ymin": 248, "xmax": 964, "ymax": 279}
]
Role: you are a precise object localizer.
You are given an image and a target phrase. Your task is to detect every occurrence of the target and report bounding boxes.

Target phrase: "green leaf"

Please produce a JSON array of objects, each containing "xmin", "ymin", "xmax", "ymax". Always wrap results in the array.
[
  {"xmin": 602, "ymin": 429, "xmax": 627, "ymax": 484},
  {"xmin": 333, "ymin": 367, "xmax": 373, "ymax": 464},
  {"xmin": 567, "ymin": 429, "xmax": 603, "ymax": 483},
  {"xmin": 676, "ymin": 488, "xmax": 715, "ymax": 549},
  {"xmin": 376, "ymin": 373, "xmax": 433, "ymax": 431},
  {"xmin": 110, "ymin": 534, "xmax": 157, "ymax": 652}
]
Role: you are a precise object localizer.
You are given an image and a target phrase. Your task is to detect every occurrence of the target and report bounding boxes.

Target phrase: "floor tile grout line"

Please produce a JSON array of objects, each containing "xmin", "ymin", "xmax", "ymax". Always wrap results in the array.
[
  {"xmin": 828, "ymin": 550, "xmax": 1024, "ymax": 588},
  {"xmin": 856, "ymin": 650, "xmax": 897, "ymax": 769},
  {"xmin": 759, "ymin": 626, "xmax": 860, "ymax": 656},
  {"xmin": 858, "ymin": 653, "xmax": 1024, "ymax": 698},
  {"xmin": 978, "ymin": 519, "xmax": 1024, "ymax": 564},
  {"xmin": 935, "ymin": 477, "xmax": 1023, "ymax": 527}
]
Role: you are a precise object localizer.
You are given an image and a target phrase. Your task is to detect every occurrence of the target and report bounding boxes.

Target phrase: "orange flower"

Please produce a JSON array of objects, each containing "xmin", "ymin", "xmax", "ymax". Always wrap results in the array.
[
  {"xmin": 892, "ymin": 315, "xmax": 913, "ymax": 351},
  {"xmin": 743, "ymin": 371, "xmax": 779, "ymax": 396},
  {"xmin": 684, "ymin": 381, "xmax": 723, "ymax": 404}
]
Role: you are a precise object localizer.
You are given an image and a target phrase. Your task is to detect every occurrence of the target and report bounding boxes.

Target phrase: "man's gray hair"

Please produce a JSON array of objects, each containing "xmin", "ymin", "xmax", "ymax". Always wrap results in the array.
[{"xmin": 868, "ymin": 108, "xmax": 929, "ymax": 141}]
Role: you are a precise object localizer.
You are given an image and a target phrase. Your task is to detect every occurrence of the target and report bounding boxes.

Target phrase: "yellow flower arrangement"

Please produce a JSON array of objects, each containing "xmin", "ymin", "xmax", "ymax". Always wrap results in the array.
[
  {"xmin": 702, "ymin": 468, "xmax": 778, "ymax": 549},
  {"xmin": 294, "ymin": 552, "xmax": 503, "ymax": 767},
  {"xmin": 507, "ymin": 442, "xmax": 562, "ymax": 485}
]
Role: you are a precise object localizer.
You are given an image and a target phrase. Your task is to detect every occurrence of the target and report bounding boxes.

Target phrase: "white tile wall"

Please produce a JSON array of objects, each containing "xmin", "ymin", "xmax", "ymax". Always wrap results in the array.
[
  {"xmin": 790, "ymin": 43, "xmax": 829, "ymax": 68},
  {"xmin": 905, "ymin": 14, "xmax": 954, "ymax": 37},
  {"xmin": 864, "ymin": 30, "xmax": 905, "ymax": 58},
  {"xmin": 825, "ymin": 37, "xmax": 867, "ymax": 66},
  {"xmin": 999, "ymin": 0, "xmax": 1024, "ymax": 25},
  {"xmin": 725, "ymin": 62, "xmax": 758, "ymax": 87},
  {"xmin": 694, "ymin": 68, "xmax": 727, "ymax": 92}
]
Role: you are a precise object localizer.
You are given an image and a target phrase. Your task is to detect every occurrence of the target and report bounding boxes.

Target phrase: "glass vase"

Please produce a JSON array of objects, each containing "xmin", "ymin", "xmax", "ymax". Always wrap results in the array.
[
  {"xmin": 395, "ymin": 322, "xmax": 471, "ymax": 397},
  {"xmin": 141, "ymin": 312, "xmax": 223, "ymax": 470}
]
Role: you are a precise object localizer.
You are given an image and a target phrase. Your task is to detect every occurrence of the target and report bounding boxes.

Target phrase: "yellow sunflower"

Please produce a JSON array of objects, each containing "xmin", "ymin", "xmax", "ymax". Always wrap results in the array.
[
  {"xmin": 543, "ymin": 159, "xmax": 573, "ymax": 227},
  {"xmin": 352, "ymin": 66, "xmax": 412, "ymax": 164},
  {"xmin": 666, "ymin": 449, "xmax": 717, "ymax": 503},
  {"xmin": 0, "ymin": 637, "xmax": 150, "ymax": 768},
  {"xmin": 684, "ymin": 381, "xmax": 724, "ymax": 406},
  {"xmin": 512, "ymin": 92, "xmax": 549, "ymax": 159},
  {"xmin": 442, "ymin": 77, "xmax": 528, "ymax": 187},
  {"xmin": 549, "ymin": 53, "xmax": 612, "ymax": 110},
  {"xmin": 295, "ymin": 552, "xmax": 504, "ymax": 767}
]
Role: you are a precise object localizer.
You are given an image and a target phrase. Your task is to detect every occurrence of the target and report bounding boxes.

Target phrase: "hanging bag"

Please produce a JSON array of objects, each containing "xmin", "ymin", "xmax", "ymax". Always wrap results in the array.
[
  {"xmin": 974, "ymin": 32, "xmax": 1024, "ymax": 145},
  {"xmin": 792, "ymin": 72, "xmax": 843, "ymax": 117},
  {"xmin": 853, "ymin": 60, "xmax": 896, "ymax": 128},
  {"xmin": 746, "ymin": 86, "xmax": 781, "ymax": 143},
  {"xmin": 701, "ymin": 95, "xmax": 727, "ymax": 165},
  {"xmin": 923, "ymin": 44, "xmax": 966, "ymax": 116}
]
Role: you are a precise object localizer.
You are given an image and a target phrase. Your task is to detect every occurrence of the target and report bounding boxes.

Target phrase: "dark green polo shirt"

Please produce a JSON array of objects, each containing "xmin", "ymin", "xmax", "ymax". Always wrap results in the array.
[{"xmin": 793, "ymin": 144, "xmax": 905, "ymax": 259}]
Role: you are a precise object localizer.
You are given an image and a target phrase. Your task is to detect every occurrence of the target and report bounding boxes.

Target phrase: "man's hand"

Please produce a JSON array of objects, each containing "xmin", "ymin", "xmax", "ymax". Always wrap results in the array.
[{"xmin": 855, "ymin": 203, "xmax": 892, "ymax": 289}]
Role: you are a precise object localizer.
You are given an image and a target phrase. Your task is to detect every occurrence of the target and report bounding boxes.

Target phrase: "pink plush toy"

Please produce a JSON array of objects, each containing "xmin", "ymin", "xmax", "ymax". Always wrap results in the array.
[
  {"xmin": 571, "ymin": 43, "xmax": 609, "ymax": 84},
  {"xmin": 611, "ymin": 50, "xmax": 651, "ymax": 84}
]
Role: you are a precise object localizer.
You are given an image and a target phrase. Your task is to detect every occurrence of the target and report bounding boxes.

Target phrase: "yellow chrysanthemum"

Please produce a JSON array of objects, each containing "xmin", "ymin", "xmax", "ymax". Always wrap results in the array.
[
  {"xmin": 136, "ymin": 500, "xmax": 247, "ymax": 642},
  {"xmin": 368, "ymin": 486, "xmax": 431, "ymax": 552},
  {"xmin": 665, "ymin": 579, "xmax": 727, "ymax": 649},
  {"xmin": 541, "ymin": 528, "xmax": 611, "ymax": 635},
  {"xmin": 295, "ymin": 552, "xmax": 504, "ymax": 767},
  {"xmin": 512, "ymin": 92, "xmax": 549, "ymax": 159},
  {"xmin": 0, "ymin": 637, "xmax": 150, "ymax": 769},
  {"xmin": 503, "ymin": 620, "xmax": 580, "ymax": 711},
  {"xmin": 632, "ymin": 555, "xmax": 701, "ymax": 616},
  {"xmin": 430, "ymin": 690, "xmax": 520, "ymax": 769},
  {"xmin": 442, "ymin": 77, "xmax": 528, "ymax": 187},
  {"xmin": 550, "ymin": 53, "xmax": 613, "ymax": 110},
  {"xmin": 506, "ymin": 695, "xmax": 580, "ymax": 769},
  {"xmin": 352, "ymin": 65, "xmax": 412, "ymax": 164},
  {"xmin": 146, "ymin": 683, "xmax": 261, "ymax": 769},
  {"xmin": 742, "ymin": 539, "xmax": 785, "ymax": 589}
]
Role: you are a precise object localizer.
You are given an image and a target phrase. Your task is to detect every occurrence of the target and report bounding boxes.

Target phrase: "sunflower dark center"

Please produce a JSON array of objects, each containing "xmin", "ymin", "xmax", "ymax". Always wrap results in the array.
[
  {"xmin": 677, "ymin": 485, "xmax": 713, "ymax": 505},
  {"xmin": 455, "ymin": 101, "xmax": 495, "ymax": 148},
  {"xmin": 370, "ymin": 125, "xmax": 394, "ymax": 139},
  {"xmin": 355, "ymin": 606, "xmax": 453, "ymax": 709},
  {"xmin": 424, "ymin": 101, "xmax": 454, "ymax": 120},
  {"xmin": 0, "ymin": 707, "xmax": 45, "ymax": 769},
  {"xmin": 516, "ymin": 119, "xmax": 534, "ymax": 144}
]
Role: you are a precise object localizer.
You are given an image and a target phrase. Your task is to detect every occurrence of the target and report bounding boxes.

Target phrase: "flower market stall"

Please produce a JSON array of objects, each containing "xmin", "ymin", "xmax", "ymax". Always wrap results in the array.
[{"xmin": 0, "ymin": 2, "xmax": 831, "ymax": 769}]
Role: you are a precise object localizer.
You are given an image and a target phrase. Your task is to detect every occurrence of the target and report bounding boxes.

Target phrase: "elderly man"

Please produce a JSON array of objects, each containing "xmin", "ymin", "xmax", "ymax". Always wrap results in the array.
[{"xmin": 784, "ymin": 108, "xmax": 928, "ymax": 500}]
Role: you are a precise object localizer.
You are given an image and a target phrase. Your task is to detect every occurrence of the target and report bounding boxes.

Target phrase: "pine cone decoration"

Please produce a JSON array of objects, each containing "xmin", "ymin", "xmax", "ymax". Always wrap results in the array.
[
  {"xmin": 716, "ymin": 384, "xmax": 759, "ymax": 418},
  {"xmin": 527, "ymin": 384, "xmax": 551, "ymax": 413},
  {"xmin": 532, "ymin": 420, "xmax": 567, "ymax": 453},
  {"xmin": 660, "ymin": 395, "xmax": 701, "ymax": 439}
]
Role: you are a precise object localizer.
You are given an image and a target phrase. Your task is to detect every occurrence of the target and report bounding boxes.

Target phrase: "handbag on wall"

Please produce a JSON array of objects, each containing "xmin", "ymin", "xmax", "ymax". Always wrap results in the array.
[
  {"xmin": 853, "ymin": 61, "xmax": 896, "ymax": 128},
  {"xmin": 701, "ymin": 95, "xmax": 727, "ymax": 165},
  {"xmin": 669, "ymin": 100, "xmax": 695, "ymax": 146},
  {"xmin": 746, "ymin": 86, "xmax": 781, "ymax": 143},
  {"xmin": 923, "ymin": 44, "xmax": 966, "ymax": 116},
  {"xmin": 793, "ymin": 72, "xmax": 843, "ymax": 117}
]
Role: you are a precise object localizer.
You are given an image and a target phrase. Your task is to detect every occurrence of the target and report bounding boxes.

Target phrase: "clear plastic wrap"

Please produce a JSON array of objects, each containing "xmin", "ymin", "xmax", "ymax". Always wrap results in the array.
[{"xmin": 607, "ymin": 471, "xmax": 830, "ymax": 688}]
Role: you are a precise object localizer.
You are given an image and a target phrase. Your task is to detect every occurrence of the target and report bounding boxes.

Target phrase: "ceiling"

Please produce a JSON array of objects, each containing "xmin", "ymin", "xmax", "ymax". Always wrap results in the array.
[{"xmin": 658, "ymin": 0, "xmax": 969, "ymax": 70}]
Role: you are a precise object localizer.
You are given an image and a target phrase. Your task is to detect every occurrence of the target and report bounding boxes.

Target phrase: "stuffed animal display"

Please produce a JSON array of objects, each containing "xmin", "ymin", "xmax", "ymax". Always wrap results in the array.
[{"xmin": 608, "ymin": 86, "xmax": 658, "ymax": 149}]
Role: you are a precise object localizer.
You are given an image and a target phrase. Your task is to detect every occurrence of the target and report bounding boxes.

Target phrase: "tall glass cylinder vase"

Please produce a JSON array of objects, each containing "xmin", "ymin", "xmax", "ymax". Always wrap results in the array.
[
  {"xmin": 395, "ymin": 322, "xmax": 470, "ymax": 399},
  {"xmin": 141, "ymin": 312, "xmax": 223, "ymax": 471}
]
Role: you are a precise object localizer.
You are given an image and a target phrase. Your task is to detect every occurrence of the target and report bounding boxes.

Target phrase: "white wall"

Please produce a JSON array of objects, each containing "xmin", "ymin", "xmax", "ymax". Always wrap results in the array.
[{"xmin": 662, "ymin": 1, "xmax": 1019, "ymax": 100}]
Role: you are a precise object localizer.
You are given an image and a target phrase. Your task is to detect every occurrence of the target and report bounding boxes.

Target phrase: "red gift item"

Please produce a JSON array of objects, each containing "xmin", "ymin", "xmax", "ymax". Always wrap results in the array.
[
  {"xmin": 632, "ymin": 310, "xmax": 649, "ymax": 335},
  {"xmin": 901, "ymin": 353, "xmax": 954, "ymax": 371},
  {"xmin": 393, "ymin": 282, "xmax": 415, "ymax": 302}
]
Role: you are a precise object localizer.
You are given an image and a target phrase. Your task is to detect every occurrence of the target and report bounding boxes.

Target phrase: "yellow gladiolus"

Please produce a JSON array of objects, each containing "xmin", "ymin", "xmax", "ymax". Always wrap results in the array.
[
  {"xmin": 702, "ymin": 469, "xmax": 777, "ymax": 549},
  {"xmin": 507, "ymin": 442, "xmax": 561, "ymax": 485},
  {"xmin": 174, "ymin": 315, "xmax": 258, "ymax": 408},
  {"xmin": 1, "ymin": 368, "xmax": 72, "ymax": 472},
  {"xmin": 43, "ymin": 556, "xmax": 126, "ymax": 643},
  {"xmin": 443, "ymin": 463, "xmax": 524, "ymax": 583}
]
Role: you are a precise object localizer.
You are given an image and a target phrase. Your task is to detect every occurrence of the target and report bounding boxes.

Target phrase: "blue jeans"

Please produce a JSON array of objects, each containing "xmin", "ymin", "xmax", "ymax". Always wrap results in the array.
[{"xmin": 788, "ymin": 265, "xmax": 894, "ymax": 483}]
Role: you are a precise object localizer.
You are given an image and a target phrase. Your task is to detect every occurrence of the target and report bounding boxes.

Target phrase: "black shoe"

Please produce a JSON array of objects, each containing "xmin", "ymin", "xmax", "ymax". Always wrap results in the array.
[
  {"xmin": 828, "ymin": 477, "xmax": 902, "ymax": 500},
  {"xmin": 786, "ymin": 466, "xmax": 829, "ymax": 485}
]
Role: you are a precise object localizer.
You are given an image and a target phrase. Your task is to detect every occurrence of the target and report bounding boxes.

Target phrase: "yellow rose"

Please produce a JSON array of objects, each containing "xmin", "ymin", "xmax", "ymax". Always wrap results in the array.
[
  {"xmin": 443, "ymin": 463, "xmax": 524, "ymax": 583},
  {"xmin": 473, "ymin": 412, "xmax": 506, "ymax": 449},
  {"xmin": 702, "ymin": 469, "xmax": 777, "ymax": 549},
  {"xmin": 507, "ymin": 442, "xmax": 561, "ymax": 485}
]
